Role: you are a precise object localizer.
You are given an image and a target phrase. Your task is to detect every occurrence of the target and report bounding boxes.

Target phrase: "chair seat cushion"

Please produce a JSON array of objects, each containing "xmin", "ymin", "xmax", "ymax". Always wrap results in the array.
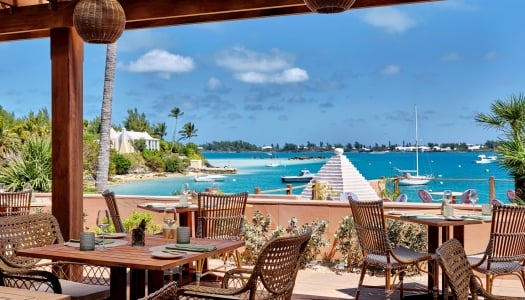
[
  {"xmin": 366, "ymin": 246, "xmax": 434, "ymax": 268},
  {"xmin": 59, "ymin": 280, "xmax": 110, "ymax": 300},
  {"xmin": 467, "ymin": 255, "xmax": 524, "ymax": 275}
]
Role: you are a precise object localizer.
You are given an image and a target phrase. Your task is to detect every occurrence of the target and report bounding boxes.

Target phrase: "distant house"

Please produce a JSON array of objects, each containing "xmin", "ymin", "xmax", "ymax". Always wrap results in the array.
[{"xmin": 110, "ymin": 128, "xmax": 160, "ymax": 153}]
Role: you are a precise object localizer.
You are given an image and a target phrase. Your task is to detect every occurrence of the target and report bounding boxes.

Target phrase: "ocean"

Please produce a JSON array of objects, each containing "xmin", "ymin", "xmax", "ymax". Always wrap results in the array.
[{"xmin": 109, "ymin": 151, "xmax": 514, "ymax": 204}]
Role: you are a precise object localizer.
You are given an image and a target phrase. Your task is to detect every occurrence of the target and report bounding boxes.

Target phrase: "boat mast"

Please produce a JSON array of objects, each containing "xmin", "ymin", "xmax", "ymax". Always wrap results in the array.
[{"xmin": 415, "ymin": 106, "xmax": 419, "ymax": 177}]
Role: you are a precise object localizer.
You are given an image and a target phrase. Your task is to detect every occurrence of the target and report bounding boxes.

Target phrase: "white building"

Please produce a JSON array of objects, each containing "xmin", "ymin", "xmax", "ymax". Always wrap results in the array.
[{"xmin": 109, "ymin": 128, "xmax": 160, "ymax": 153}]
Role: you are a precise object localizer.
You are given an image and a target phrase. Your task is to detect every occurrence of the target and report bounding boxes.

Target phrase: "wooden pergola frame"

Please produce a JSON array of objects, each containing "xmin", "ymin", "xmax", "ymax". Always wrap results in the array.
[{"xmin": 0, "ymin": 0, "xmax": 436, "ymax": 239}]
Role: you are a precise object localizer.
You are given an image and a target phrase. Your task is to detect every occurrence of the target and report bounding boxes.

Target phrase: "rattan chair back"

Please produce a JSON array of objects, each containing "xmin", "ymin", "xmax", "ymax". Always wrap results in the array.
[
  {"xmin": 470, "ymin": 204, "xmax": 525, "ymax": 293},
  {"xmin": 177, "ymin": 228, "xmax": 312, "ymax": 300},
  {"xmin": 436, "ymin": 238, "xmax": 523, "ymax": 300},
  {"xmin": 436, "ymin": 239, "xmax": 474, "ymax": 300},
  {"xmin": 0, "ymin": 213, "xmax": 111, "ymax": 288},
  {"xmin": 247, "ymin": 227, "xmax": 312, "ymax": 299},
  {"xmin": 196, "ymin": 192, "xmax": 248, "ymax": 239},
  {"xmin": 348, "ymin": 198, "xmax": 436, "ymax": 300},
  {"xmin": 102, "ymin": 189, "xmax": 125, "ymax": 233},
  {"xmin": 0, "ymin": 189, "xmax": 32, "ymax": 217},
  {"xmin": 0, "ymin": 212, "xmax": 63, "ymax": 268},
  {"xmin": 139, "ymin": 281, "xmax": 177, "ymax": 300},
  {"xmin": 349, "ymin": 198, "xmax": 391, "ymax": 257}
]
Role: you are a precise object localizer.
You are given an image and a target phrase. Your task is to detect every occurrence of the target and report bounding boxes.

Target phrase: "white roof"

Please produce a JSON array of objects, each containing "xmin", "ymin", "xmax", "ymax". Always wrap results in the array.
[{"xmin": 300, "ymin": 148, "xmax": 380, "ymax": 200}]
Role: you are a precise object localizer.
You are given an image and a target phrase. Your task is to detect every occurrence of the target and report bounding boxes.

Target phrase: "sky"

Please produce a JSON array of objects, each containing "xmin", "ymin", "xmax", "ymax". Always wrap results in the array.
[{"xmin": 1, "ymin": 0, "xmax": 524, "ymax": 148}]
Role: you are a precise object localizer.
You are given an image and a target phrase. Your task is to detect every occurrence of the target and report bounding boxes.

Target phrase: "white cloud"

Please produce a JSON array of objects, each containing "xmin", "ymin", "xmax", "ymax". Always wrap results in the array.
[
  {"xmin": 441, "ymin": 53, "xmax": 461, "ymax": 61},
  {"xmin": 123, "ymin": 49, "xmax": 195, "ymax": 79},
  {"xmin": 215, "ymin": 46, "xmax": 309, "ymax": 84},
  {"xmin": 235, "ymin": 68, "xmax": 309, "ymax": 84},
  {"xmin": 381, "ymin": 64, "xmax": 400, "ymax": 75},
  {"xmin": 362, "ymin": 7, "xmax": 416, "ymax": 34}
]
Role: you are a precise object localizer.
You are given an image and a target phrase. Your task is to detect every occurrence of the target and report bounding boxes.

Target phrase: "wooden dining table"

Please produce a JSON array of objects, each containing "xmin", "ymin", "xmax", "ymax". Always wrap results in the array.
[
  {"xmin": 17, "ymin": 235, "xmax": 244, "ymax": 300},
  {"xmin": 386, "ymin": 212, "xmax": 491, "ymax": 297}
]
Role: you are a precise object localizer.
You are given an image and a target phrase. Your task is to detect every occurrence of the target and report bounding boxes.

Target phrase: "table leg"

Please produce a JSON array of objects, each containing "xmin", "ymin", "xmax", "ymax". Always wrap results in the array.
[
  {"xmin": 110, "ymin": 267, "xmax": 128, "ymax": 300},
  {"xmin": 147, "ymin": 270, "xmax": 165, "ymax": 296},
  {"xmin": 129, "ymin": 269, "xmax": 146, "ymax": 300},
  {"xmin": 453, "ymin": 225, "xmax": 465, "ymax": 244},
  {"xmin": 427, "ymin": 226, "xmax": 439, "ymax": 291}
]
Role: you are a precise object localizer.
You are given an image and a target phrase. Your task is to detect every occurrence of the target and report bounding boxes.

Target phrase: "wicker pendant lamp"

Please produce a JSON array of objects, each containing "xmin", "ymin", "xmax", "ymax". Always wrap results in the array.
[
  {"xmin": 304, "ymin": 0, "xmax": 356, "ymax": 13},
  {"xmin": 73, "ymin": 0, "xmax": 126, "ymax": 44}
]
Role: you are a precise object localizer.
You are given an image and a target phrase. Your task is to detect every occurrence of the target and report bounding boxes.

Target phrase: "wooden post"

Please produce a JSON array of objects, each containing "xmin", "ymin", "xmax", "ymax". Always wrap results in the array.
[
  {"xmin": 489, "ymin": 176, "xmax": 495, "ymax": 201},
  {"xmin": 254, "ymin": 187, "xmax": 260, "ymax": 194},
  {"xmin": 50, "ymin": 28, "xmax": 84, "ymax": 241},
  {"xmin": 393, "ymin": 176, "xmax": 399, "ymax": 194},
  {"xmin": 286, "ymin": 184, "xmax": 292, "ymax": 195},
  {"xmin": 311, "ymin": 180, "xmax": 318, "ymax": 200}
]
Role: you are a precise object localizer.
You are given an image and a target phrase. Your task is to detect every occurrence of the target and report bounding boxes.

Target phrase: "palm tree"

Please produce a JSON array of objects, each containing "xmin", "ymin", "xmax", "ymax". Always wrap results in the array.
[
  {"xmin": 178, "ymin": 122, "xmax": 198, "ymax": 142},
  {"xmin": 475, "ymin": 93, "xmax": 525, "ymax": 202},
  {"xmin": 169, "ymin": 107, "xmax": 184, "ymax": 152},
  {"xmin": 95, "ymin": 42, "xmax": 118, "ymax": 192}
]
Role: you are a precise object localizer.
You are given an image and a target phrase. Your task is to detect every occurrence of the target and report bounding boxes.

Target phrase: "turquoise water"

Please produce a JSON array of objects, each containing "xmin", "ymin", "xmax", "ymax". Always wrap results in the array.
[{"xmin": 109, "ymin": 151, "xmax": 514, "ymax": 204}]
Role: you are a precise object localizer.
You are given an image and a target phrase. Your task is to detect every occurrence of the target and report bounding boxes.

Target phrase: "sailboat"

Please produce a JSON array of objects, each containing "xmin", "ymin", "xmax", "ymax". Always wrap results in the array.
[{"xmin": 397, "ymin": 107, "xmax": 433, "ymax": 186}]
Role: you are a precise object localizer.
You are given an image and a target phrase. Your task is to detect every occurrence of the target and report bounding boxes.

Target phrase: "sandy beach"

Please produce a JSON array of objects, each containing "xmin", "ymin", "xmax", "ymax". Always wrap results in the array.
[{"xmin": 109, "ymin": 172, "xmax": 185, "ymax": 184}]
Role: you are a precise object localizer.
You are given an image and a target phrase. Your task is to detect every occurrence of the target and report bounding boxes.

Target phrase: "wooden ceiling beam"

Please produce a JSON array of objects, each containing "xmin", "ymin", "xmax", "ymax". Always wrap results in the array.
[{"xmin": 0, "ymin": 0, "xmax": 438, "ymax": 41}]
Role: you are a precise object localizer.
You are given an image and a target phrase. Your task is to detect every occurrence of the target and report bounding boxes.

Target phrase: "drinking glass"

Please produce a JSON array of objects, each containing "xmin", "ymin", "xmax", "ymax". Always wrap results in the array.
[
  {"xmin": 443, "ymin": 190, "xmax": 452, "ymax": 205},
  {"xmin": 470, "ymin": 189, "xmax": 479, "ymax": 212},
  {"xmin": 163, "ymin": 207, "xmax": 177, "ymax": 241},
  {"xmin": 96, "ymin": 210, "xmax": 110, "ymax": 250}
]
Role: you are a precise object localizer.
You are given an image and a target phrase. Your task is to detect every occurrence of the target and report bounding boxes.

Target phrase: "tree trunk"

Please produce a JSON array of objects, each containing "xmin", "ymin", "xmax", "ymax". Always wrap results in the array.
[
  {"xmin": 515, "ymin": 177, "xmax": 525, "ymax": 200},
  {"xmin": 95, "ymin": 42, "xmax": 118, "ymax": 192}
]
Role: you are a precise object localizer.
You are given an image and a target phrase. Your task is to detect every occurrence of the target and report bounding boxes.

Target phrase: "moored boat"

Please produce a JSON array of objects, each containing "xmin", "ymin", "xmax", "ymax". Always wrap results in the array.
[
  {"xmin": 281, "ymin": 169, "xmax": 315, "ymax": 183},
  {"xmin": 193, "ymin": 174, "xmax": 227, "ymax": 182},
  {"xmin": 474, "ymin": 154, "xmax": 498, "ymax": 164}
]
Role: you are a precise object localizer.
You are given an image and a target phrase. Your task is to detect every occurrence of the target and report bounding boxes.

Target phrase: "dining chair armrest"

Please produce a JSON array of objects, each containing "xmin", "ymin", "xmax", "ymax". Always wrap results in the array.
[
  {"xmin": 221, "ymin": 267, "xmax": 253, "ymax": 289},
  {"xmin": 0, "ymin": 268, "xmax": 62, "ymax": 293}
]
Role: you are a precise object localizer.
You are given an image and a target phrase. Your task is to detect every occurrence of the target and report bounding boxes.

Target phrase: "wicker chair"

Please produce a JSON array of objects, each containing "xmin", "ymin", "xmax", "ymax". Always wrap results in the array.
[
  {"xmin": 102, "ymin": 189, "xmax": 125, "ymax": 233},
  {"xmin": 349, "ymin": 198, "xmax": 437, "ymax": 300},
  {"xmin": 0, "ymin": 213, "xmax": 110, "ymax": 300},
  {"xmin": 467, "ymin": 204, "xmax": 525, "ymax": 294},
  {"xmin": 436, "ymin": 238, "xmax": 523, "ymax": 300},
  {"xmin": 0, "ymin": 189, "xmax": 32, "ymax": 217},
  {"xmin": 196, "ymin": 192, "xmax": 248, "ymax": 271},
  {"xmin": 176, "ymin": 227, "xmax": 312, "ymax": 300},
  {"xmin": 139, "ymin": 281, "xmax": 178, "ymax": 300}
]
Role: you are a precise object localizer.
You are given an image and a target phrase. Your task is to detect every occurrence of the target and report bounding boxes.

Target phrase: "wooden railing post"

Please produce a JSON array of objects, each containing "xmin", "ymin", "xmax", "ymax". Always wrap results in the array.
[
  {"xmin": 489, "ymin": 176, "xmax": 495, "ymax": 201},
  {"xmin": 311, "ymin": 180, "xmax": 318, "ymax": 200},
  {"xmin": 286, "ymin": 184, "xmax": 292, "ymax": 195},
  {"xmin": 393, "ymin": 176, "xmax": 399, "ymax": 194},
  {"xmin": 254, "ymin": 187, "xmax": 260, "ymax": 194}
]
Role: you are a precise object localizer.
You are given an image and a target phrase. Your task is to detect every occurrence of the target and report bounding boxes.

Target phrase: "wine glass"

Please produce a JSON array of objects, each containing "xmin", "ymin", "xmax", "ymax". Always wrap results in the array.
[
  {"xmin": 180, "ymin": 183, "xmax": 190, "ymax": 206},
  {"xmin": 469, "ymin": 189, "xmax": 479, "ymax": 213},
  {"xmin": 96, "ymin": 209, "xmax": 110, "ymax": 250},
  {"xmin": 181, "ymin": 183, "xmax": 191, "ymax": 195}
]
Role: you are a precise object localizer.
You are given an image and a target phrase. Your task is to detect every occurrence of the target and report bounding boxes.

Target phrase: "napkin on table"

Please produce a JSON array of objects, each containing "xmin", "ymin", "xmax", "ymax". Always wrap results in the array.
[{"xmin": 166, "ymin": 244, "xmax": 217, "ymax": 252}]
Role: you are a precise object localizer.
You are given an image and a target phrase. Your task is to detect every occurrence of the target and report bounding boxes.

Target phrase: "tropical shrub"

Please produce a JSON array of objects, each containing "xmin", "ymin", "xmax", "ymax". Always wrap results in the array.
[
  {"xmin": 112, "ymin": 153, "xmax": 131, "ymax": 175},
  {"xmin": 0, "ymin": 137, "xmax": 51, "ymax": 192},
  {"xmin": 242, "ymin": 210, "xmax": 329, "ymax": 267}
]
